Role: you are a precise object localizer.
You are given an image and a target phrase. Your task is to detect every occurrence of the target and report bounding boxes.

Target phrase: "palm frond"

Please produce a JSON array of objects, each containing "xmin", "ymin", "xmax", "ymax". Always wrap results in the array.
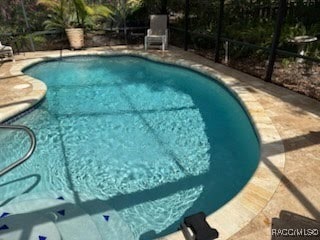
[
  {"xmin": 90, "ymin": 5, "xmax": 113, "ymax": 18},
  {"xmin": 37, "ymin": 0, "xmax": 60, "ymax": 9}
]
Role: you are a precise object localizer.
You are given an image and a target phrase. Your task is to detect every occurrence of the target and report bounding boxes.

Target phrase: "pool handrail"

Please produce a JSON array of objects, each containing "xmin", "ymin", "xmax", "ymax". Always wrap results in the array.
[{"xmin": 0, "ymin": 124, "xmax": 36, "ymax": 177}]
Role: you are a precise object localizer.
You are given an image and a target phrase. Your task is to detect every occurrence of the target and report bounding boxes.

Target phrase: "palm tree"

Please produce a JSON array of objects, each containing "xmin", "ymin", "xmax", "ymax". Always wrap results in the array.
[
  {"xmin": 37, "ymin": 0, "xmax": 112, "ymax": 31},
  {"xmin": 38, "ymin": 0, "xmax": 112, "ymax": 49}
]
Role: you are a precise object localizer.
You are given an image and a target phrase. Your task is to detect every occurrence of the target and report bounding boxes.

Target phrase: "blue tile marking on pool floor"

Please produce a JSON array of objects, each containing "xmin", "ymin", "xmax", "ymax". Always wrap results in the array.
[
  {"xmin": 57, "ymin": 209, "xmax": 65, "ymax": 216},
  {"xmin": 0, "ymin": 224, "xmax": 9, "ymax": 230},
  {"xmin": 0, "ymin": 212, "xmax": 10, "ymax": 218},
  {"xmin": 103, "ymin": 215, "xmax": 109, "ymax": 222}
]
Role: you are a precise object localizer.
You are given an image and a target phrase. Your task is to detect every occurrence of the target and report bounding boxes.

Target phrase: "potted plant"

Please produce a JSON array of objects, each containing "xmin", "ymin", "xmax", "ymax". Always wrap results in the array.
[{"xmin": 37, "ymin": 0, "xmax": 112, "ymax": 49}]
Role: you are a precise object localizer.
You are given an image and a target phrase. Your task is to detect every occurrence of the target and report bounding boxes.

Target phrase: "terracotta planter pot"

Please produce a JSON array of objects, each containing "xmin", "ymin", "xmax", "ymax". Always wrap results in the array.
[{"xmin": 65, "ymin": 28, "xmax": 84, "ymax": 49}]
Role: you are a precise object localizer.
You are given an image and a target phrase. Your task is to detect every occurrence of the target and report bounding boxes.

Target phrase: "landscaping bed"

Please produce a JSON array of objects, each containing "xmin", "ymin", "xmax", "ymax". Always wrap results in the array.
[
  {"xmin": 229, "ymin": 58, "xmax": 320, "ymax": 101},
  {"xmin": 189, "ymin": 48, "xmax": 320, "ymax": 101}
]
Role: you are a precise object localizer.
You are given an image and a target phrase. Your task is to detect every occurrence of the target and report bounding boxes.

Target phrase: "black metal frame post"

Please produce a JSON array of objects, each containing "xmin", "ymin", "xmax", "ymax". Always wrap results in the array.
[
  {"xmin": 215, "ymin": 0, "xmax": 225, "ymax": 62},
  {"xmin": 265, "ymin": 0, "xmax": 287, "ymax": 82},
  {"xmin": 184, "ymin": 0, "xmax": 190, "ymax": 51},
  {"xmin": 20, "ymin": 0, "xmax": 35, "ymax": 51}
]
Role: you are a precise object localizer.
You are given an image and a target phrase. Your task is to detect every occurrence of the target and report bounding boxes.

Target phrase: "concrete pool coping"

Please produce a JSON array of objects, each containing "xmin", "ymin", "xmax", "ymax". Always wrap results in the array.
[{"xmin": 1, "ymin": 46, "xmax": 318, "ymax": 240}]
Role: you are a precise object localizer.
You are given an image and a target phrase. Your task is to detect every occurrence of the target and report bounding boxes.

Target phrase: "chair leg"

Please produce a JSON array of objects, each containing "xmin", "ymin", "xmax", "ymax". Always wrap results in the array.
[
  {"xmin": 144, "ymin": 38, "xmax": 147, "ymax": 51},
  {"xmin": 162, "ymin": 38, "xmax": 165, "ymax": 52},
  {"xmin": 10, "ymin": 50, "xmax": 15, "ymax": 62}
]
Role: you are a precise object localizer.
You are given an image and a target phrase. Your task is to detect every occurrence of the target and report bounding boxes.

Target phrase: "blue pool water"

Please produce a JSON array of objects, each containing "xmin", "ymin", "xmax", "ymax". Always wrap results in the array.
[{"xmin": 0, "ymin": 55, "xmax": 260, "ymax": 239}]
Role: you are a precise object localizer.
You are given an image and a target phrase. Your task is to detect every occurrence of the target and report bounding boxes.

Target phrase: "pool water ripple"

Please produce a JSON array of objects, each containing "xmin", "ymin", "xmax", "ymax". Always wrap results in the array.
[{"xmin": 0, "ymin": 55, "xmax": 260, "ymax": 239}]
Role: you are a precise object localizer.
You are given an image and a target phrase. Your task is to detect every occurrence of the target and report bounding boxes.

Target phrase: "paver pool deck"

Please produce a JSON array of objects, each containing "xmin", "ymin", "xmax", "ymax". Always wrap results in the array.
[{"xmin": 0, "ymin": 46, "xmax": 319, "ymax": 240}]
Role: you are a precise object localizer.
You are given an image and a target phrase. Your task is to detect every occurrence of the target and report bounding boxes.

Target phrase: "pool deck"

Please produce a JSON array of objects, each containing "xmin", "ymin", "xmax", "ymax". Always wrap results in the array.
[{"xmin": 0, "ymin": 46, "xmax": 319, "ymax": 240}]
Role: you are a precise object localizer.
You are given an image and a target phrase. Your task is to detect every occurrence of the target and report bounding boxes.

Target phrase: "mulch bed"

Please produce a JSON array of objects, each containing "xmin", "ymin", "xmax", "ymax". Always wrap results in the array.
[
  {"xmin": 190, "ymin": 49, "xmax": 320, "ymax": 101},
  {"xmin": 228, "ymin": 58, "xmax": 320, "ymax": 101}
]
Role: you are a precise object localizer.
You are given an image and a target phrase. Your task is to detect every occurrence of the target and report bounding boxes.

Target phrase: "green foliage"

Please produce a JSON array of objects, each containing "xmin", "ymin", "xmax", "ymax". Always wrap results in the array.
[
  {"xmin": 73, "ymin": 0, "xmax": 88, "ymax": 25},
  {"xmin": 281, "ymin": 23, "xmax": 306, "ymax": 42},
  {"xmin": 0, "ymin": 1, "xmax": 47, "ymax": 33},
  {"xmin": 286, "ymin": 2, "xmax": 320, "ymax": 29},
  {"xmin": 309, "ymin": 22, "xmax": 320, "ymax": 36},
  {"xmin": 143, "ymin": 0, "xmax": 170, "ymax": 14},
  {"xmin": 108, "ymin": 0, "xmax": 143, "ymax": 28},
  {"xmin": 37, "ymin": 0, "xmax": 67, "ymax": 31},
  {"xmin": 37, "ymin": 0, "xmax": 113, "ymax": 30},
  {"xmin": 189, "ymin": 1, "xmax": 218, "ymax": 33},
  {"xmin": 32, "ymin": 35, "xmax": 46, "ymax": 44},
  {"xmin": 190, "ymin": 36, "xmax": 214, "ymax": 50},
  {"xmin": 225, "ymin": 22, "xmax": 274, "ymax": 47},
  {"xmin": 281, "ymin": 58, "xmax": 294, "ymax": 68}
]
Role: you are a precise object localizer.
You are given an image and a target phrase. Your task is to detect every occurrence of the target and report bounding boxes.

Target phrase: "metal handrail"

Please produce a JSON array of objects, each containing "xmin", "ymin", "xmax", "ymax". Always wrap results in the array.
[{"xmin": 0, "ymin": 124, "xmax": 36, "ymax": 177}]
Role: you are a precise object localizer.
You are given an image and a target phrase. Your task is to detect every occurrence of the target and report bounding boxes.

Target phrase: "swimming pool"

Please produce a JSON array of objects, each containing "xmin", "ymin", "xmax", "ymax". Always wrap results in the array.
[{"xmin": 0, "ymin": 55, "xmax": 260, "ymax": 239}]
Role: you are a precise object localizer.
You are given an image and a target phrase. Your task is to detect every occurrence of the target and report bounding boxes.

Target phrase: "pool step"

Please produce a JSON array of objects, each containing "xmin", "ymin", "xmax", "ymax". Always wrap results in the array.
[
  {"xmin": 0, "ymin": 198, "xmax": 102, "ymax": 240},
  {"xmin": 3, "ymin": 191, "xmax": 135, "ymax": 240},
  {"xmin": 0, "ymin": 211, "xmax": 61, "ymax": 240}
]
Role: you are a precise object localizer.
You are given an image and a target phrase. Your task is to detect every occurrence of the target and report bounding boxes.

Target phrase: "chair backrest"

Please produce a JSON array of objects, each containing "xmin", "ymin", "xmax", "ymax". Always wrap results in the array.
[{"xmin": 150, "ymin": 15, "xmax": 167, "ymax": 35}]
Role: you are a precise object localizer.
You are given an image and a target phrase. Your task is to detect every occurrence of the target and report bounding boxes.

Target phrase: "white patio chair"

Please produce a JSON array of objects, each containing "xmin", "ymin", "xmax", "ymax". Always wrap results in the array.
[
  {"xmin": 0, "ymin": 41, "xmax": 15, "ymax": 62},
  {"xmin": 144, "ymin": 15, "xmax": 168, "ymax": 51}
]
